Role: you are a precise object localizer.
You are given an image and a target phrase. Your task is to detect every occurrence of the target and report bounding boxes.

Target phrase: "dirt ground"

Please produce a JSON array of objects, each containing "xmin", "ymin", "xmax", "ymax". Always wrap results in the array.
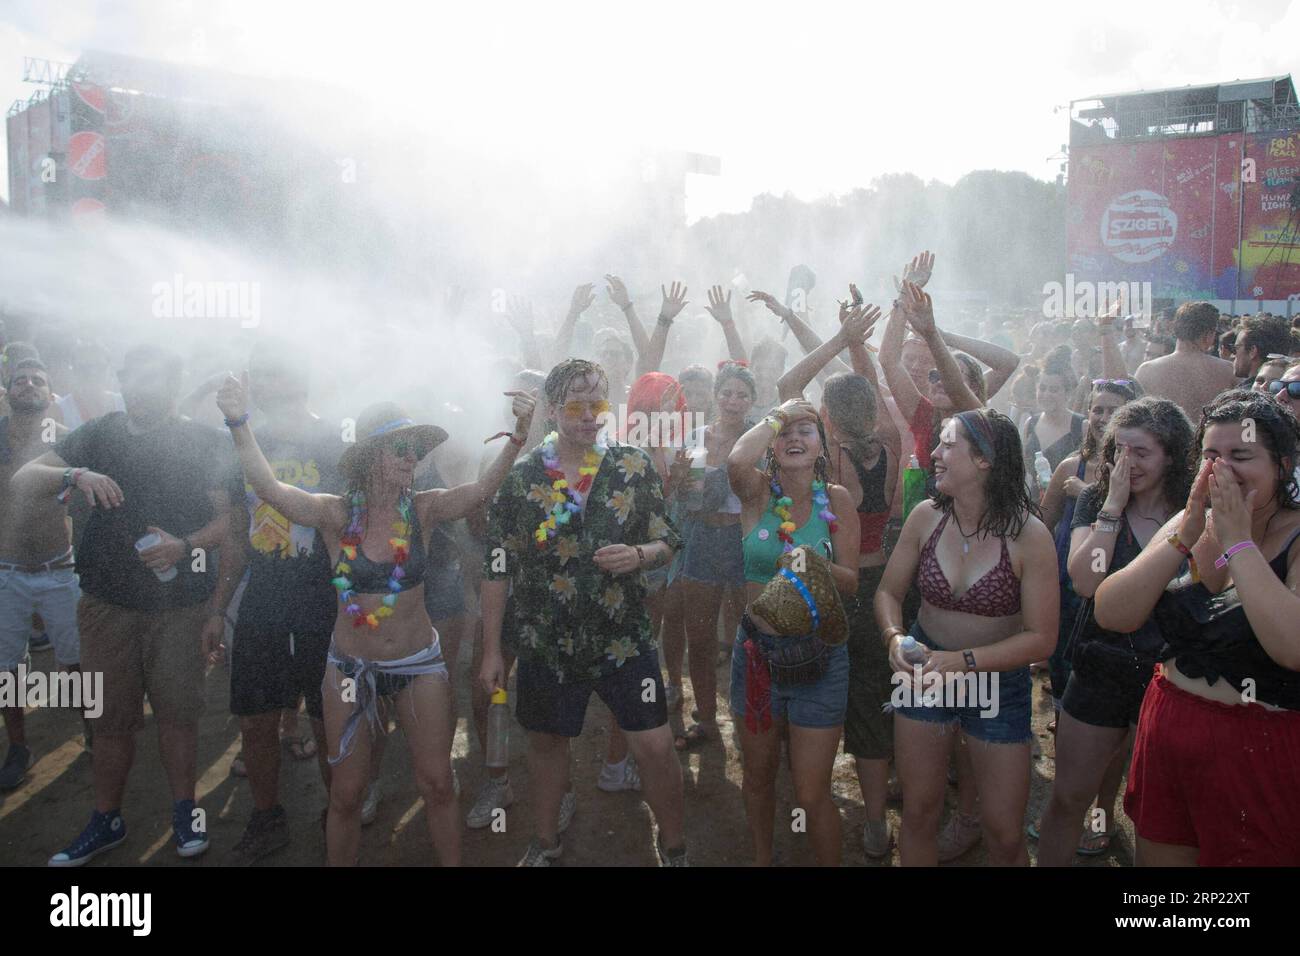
[{"xmin": 0, "ymin": 643, "xmax": 1133, "ymax": 867}]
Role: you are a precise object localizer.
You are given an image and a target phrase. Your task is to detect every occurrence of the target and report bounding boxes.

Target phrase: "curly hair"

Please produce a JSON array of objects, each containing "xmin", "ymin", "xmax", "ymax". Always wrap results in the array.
[
  {"xmin": 934, "ymin": 408, "xmax": 1040, "ymax": 538},
  {"xmin": 1078, "ymin": 380, "xmax": 1140, "ymax": 463},
  {"xmin": 1195, "ymin": 389, "xmax": 1300, "ymax": 510},
  {"xmin": 1091, "ymin": 398, "xmax": 1196, "ymax": 512}
]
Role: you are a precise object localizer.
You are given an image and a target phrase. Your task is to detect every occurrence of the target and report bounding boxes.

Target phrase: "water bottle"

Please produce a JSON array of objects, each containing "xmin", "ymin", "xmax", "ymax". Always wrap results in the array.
[
  {"xmin": 902, "ymin": 454, "xmax": 926, "ymax": 519},
  {"xmin": 485, "ymin": 688, "xmax": 510, "ymax": 768},
  {"xmin": 1034, "ymin": 451, "xmax": 1052, "ymax": 492},
  {"xmin": 898, "ymin": 635, "xmax": 929, "ymax": 664}
]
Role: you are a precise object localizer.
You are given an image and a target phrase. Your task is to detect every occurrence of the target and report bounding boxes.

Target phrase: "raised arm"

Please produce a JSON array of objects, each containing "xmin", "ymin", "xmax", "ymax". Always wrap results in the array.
[
  {"xmin": 1096, "ymin": 303, "xmax": 1130, "ymax": 379},
  {"xmin": 638, "ymin": 281, "xmax": 688, "ymax": 376},
  {"xmin": 777, "ymin": 303, "xmax": 879, "ymax": 401},
  {"xmin": 939, "ymin": 328, "xmax": 1020, "ymax": 400},
  {"xmin": 216, "ymin": 373, "xmax": 343, "ymax": 533},
  {"xmin": 879, "ymin": 301, "xmax": 923, "ymax": 422},
  {"xmin": 605, "ymin": 274, "xmax": 651, "ymax": 363},
  {"xmin": 706, "ymin": 285, "xmax": 749, "ymax": 363},
  {"xmin": 422, "ymin": 391, "xmax": 536, "ymax": 523},
  {"xmin": 899, "ymin": 280, "xmax": 981, "ymax": 412},
  {"xmin": 727, "ymin": 400, "xmax": 815, "ymax": 504},
  {"xmin": 747, "ymin": 289, "xmax": 852, "ymax": 379},
  {"xmin": 504, "ymin": 295, "xmax": 545, "ymax": 371},
  {"xmin": 550, "ymin": 283, "xmax": 596, "ymax": 365}
]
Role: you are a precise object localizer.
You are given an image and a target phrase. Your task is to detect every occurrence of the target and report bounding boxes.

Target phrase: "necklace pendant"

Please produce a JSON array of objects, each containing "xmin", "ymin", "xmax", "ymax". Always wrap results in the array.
[{"xmin": 962, "ymin": 539, "xmax": 970, "ymax": 555}]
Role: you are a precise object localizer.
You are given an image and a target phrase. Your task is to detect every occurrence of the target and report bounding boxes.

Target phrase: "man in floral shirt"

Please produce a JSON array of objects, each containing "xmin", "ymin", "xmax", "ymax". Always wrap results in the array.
[{"xmin": 480, "ymin": 358, "xmax": 687, "ymax": 866}]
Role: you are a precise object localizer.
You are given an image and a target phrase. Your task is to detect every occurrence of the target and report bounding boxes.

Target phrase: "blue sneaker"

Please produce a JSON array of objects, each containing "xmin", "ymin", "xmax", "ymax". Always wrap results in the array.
[
  {"xmin": 48, "ymin": 810, "xmax": 127, "ymax": 867},
  {"xmin": 173, "ymin": 799, "xmax": 209, "ymax": 858}
]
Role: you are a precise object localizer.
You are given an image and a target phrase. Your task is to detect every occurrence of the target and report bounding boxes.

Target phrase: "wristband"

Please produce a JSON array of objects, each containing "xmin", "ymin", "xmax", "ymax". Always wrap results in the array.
[
  {"xmin": 57, "ymin": 467, "xmax": 84, "ymax": 504},
  {"xmin": 1214, "ymin": 541, "xmax": 1257, "ymax": 570},
  {"xmin": 881, "ymin": 625, "xmax": 907, "ymax": 646},
  {"xmin": 508, "ymin": 433, "xmax": 526, "ymax": 447},
  {"xmin": 1165, "ymin": 532, "xmax": 1192, "ymax": 558},
  {"xmin": 763, "ymin": 416, "xmax": 782, "ymax": 434},
  {"xmin": 224, "ymin": 413, "xmax": 250, "ymax": 429},
  {"xmin": 657, "ymin": 315, "xmax": 673, "ymax": 326},
  {"xmin": 963, "ymin": 649, "xmax": 977, "ymax": 671},
  {"xmin": 635, "ymin": 545, "xmax": 646, "ymax": 568}
]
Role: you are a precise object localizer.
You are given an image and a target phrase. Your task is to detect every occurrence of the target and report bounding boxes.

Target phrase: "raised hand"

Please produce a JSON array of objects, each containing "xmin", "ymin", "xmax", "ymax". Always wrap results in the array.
[
  {"xmin": 837, "ymin": 303, "xmax": 882, "ymax": 347},
  {"xmin": 1177, "ymin": 459, "xmax": 1213, "ymax": 548},
  {"xmin": 605, "ymin": 274, "xmax": 632, "ymax": 310},
  {"xmin": 658, "ymin": 281, "xmax": 689, "ymax": 322},
  {"xmin": 568, "ymin": 282, "xmax": 596, "ymax": 317},
  {"xmin": 506, "ymin": 389, "xmax": 538, "ymax": 432},
  {"xmin": 216, "ymin": 371, "xmax": 250, "ymax": 422},
  {"xmin": 1208, "ymin": 459, "xmax": 1255, "ymax": 549},
  {"xmin": 893, "ymin": 251, "xmax": 936, "ymax": 292},
  {"xmin": 747, "ymin": 290, "xmax": 791, "ymax": 321},
  {"xmin": 705, "ymin": 285, "xmax": 734, "ymax": 325},
  {"xmin": 898, "ymin": 280, "xmax": 936, "ymax": 336},
  {"xmin": 1101, "ymin": 445, "xmax": 1132, "ymax": 515},
  {"xmin": 773, "ymin": 398, "xmax": 819, "ymax": 426}
]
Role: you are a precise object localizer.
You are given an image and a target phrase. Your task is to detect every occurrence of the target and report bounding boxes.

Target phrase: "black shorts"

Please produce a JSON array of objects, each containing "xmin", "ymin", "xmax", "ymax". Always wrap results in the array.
[
  {"xmin": 1061, "ymin": 640, "xmax": 1157, "ymax": 729},
  {"xmin": 844, "ymin": 565, "xmax": 894, "ymax": 760},
  {"xmin": 515, "ymin": 648, "xmax": 667, "ymax": 738},
  {"xmin": 230, "ymin": 626, "xmax": 331, "ymax": 720}
]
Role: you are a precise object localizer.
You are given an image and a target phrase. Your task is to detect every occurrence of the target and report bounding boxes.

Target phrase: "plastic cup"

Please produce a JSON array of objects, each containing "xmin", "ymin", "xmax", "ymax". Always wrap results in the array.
[{"xmin": 135, "ymin": 533, "xmax": 179, "ymax": 582}]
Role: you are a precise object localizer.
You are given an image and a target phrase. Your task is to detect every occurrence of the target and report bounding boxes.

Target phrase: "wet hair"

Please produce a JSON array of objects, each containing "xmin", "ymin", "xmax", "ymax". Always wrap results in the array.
[
  {"xmin": 1146, "ymin": 334, "xmax": 1175, "ymax": 356},
  {"xmin": 1, "ymin": 341, "xmax": 41, "ymax": 386},
  {"xmin": 934, "ymin": 408, "xmax": 1039, "ymax": 538},
  {"xmin": 1240, "ymin": 315, "xmax": 1297, "ymax": 363},
  {"xmin": 1195, "ymin": 389, "xmax": 1300, "ymax": 510},
  {"xmin": 1173, "ymin": 302, "xmax": 1220, "ymax": 344},
  {"xmin": 1218, "ymin": 329, "xmax": 1237, "ymax": 354},
  {"xmin": 1078, "ymin": 380, "xmax": 1139, "ymax": 462},
  {"xmin": 953, "ymin": 352, "xmax": 987, "ymax": 404},
  {"xmin": 763, "ymin": 413, "xmax": 831, "ymax": 491},
  {"xmin": 714, "ymin": 361, "xmax": 756, "ymax": 400},
  {"xmin": 678, "ymin": 364, "xmax": 713, "ymax": 389},
  {"xmin": 1093, "ymin": 398, "xmax": 1196, "ymax": 511},
  {"xmin": 1040, "ymin": 344, "xmax": 1074, "ymax": 390},
  {"xmin": 544, "ymin": 358, "xmax": 608, "ymax": 407},
  {"xmin": 821, "ymin": 372, "xmax": 880, "ymax": 468}
]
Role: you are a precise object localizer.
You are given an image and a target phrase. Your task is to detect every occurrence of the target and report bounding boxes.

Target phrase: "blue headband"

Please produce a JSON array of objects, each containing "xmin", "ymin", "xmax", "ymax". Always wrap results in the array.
[
  {"xmin": 366, "ymin": 418, "xmax": 416, "ymax": 440},
  {"xmin": 953, "ymin": 411, "xmax": 995, "ymax": 462}
]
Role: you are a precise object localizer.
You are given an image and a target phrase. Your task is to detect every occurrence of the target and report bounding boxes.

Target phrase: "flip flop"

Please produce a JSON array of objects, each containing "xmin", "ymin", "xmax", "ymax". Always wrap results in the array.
[
  {"xmin": 1077, "ymin": 829, "xmax": 1117, "ymax": 857},
  {"xmin": 674, "ymin": 721, "xmax": 718, "ymax": 751},
  {"xmin": 282, "ymin": 734, "xmax": 318, "ymax": 761}
]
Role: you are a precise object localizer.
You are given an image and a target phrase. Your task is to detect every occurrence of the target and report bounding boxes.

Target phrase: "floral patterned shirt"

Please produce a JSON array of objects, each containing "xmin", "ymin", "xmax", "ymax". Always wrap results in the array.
[{"xmin": 484, "ymin": 441, "xmax": 681, "ymax": 683}]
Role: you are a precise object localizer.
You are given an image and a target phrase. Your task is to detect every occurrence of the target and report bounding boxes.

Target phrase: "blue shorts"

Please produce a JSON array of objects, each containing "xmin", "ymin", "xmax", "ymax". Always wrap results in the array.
[
  {"xmin": 515, "ymin": 648, "xmax": 667, "ymax": 738},
  {"xmin": 729, "ymin": 627, "xmax": 849, "ymax": 729},
  {"xmin": 672, "ymin": 519, "xmax": 745, "ymax": 588},
  {"xmin": 892, "ymin": 621, "xmax": 1032, "ymax": 744}
]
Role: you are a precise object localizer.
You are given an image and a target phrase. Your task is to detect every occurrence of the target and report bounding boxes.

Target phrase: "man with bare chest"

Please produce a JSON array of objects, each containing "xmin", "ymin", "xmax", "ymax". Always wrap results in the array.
[
  {"xmin": 1134, "ymin": 302, "xmax": 1237, "ymax": 421},
  {"xmin": 0, "ymin": 359, "xmax": 80, "ymax": 791}
]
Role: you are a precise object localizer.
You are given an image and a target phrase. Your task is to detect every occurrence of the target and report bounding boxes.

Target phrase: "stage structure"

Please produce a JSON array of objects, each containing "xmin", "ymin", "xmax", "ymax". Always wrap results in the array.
[{"xmin": 1067, "ymin": 75, "xmax": 1300, "ymax": 314}]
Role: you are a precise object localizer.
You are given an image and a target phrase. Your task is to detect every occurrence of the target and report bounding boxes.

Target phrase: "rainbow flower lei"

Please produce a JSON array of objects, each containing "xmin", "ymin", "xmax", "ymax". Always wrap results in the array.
[
  {"xmin": 331, "ymin": 489, "xmax": 413, "ymax": 630},
  {"xmin": 535, "ymin": 431, "xmax": 603, "ymax": 547},
  {"xmin": 770, "ymin": 478, "xmax": 838, "ymax": 552}
]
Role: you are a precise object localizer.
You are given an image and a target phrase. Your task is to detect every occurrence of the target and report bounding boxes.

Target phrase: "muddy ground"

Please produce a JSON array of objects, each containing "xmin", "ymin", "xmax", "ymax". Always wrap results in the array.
[{"xmin": 0, "ymin": 644, "xmax": 1132, "ymax": 867}]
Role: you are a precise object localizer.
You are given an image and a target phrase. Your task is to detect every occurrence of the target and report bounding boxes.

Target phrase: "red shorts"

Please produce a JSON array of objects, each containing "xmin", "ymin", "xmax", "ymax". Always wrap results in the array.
[{"xmin": 1124, "ymin": 671, "xmax": 1300, "ymax": 866}]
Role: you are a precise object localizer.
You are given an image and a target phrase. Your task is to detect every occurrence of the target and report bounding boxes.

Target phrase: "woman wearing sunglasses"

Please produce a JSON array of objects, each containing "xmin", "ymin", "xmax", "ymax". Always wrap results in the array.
[
  {"xmin": 1094, "ymin": 390, "xmax": 1300, "ymax": 865},
  {"xmin": 217, "ymin": 375, "xmax": 536, "ymax": 865},
  {"xmin": 1268, "ymin": 363, "xmax": 1300, "ymax": 503}
]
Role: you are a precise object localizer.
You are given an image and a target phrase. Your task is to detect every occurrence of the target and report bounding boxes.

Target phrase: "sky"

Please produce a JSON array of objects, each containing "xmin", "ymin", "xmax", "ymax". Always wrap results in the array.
[{"xmin": 1, "ymin": 0, "xmax": 1297, "ymax": 221}]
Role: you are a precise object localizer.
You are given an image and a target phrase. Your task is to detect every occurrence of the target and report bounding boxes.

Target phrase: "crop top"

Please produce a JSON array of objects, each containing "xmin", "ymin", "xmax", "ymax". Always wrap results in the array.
[
  {"xmin": 742, "ymin": 499, "xmax": 833, "ymax": 585},
  {"xmin": 917, "ymin": 512, "xmax": 1021, "ymax": 616},
  {"xmin": 843, "ymin": 446, "xmax": 890, "ymax": 555},
  {"xmin": 1152, "ymin": 527, "xmax": 1300, "ymax": 711},
  {"xmin": 335, "ymin": 505, "xmax": 428, "ymax": 594}
]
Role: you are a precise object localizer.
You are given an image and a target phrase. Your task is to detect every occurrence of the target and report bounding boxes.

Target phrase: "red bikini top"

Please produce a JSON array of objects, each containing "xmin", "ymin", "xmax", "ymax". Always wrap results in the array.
[{"xmin": 917, "ymin": 513, "xmax": 1021, "ymax": 617}]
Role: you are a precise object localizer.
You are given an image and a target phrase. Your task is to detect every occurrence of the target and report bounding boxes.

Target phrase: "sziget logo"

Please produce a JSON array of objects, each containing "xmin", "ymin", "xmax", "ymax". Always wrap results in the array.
[
  {"xmin": 1100, "ymin": 190, "xmax": 1177, "ymax": 263},
  {"xmin": 151, "ymin": 273, "xmax": 261, "ymax": 328},
  {"xmin": 890, "ymin": 667, "xmax": 1000, "ymax": 718},
  {"xmin": 594, "ymin": 406, "xmax": 708, "ymax": 448},
  {"xmin": 50, "ymin": 886, "xmax": 151, "ymax": 936},
  {"xmin": 0, "ymin": 666, "xmax": 102, "ymax": 718}
]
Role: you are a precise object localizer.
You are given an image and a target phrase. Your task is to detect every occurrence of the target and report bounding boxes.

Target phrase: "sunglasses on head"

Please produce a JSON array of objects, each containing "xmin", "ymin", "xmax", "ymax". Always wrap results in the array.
[
  {"xmin": 561, "ymin": 398, "xmax": 611, "ymax": 419},
  {"xmin": 1267, "ymin": 380, "xmax": 1300, "ymax": 399}
]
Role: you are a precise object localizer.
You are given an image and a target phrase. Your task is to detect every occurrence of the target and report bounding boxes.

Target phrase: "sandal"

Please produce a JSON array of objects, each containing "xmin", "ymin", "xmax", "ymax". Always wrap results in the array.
[
  {"xmin": 674, "ymin": 720, "xmax": 718, "ymax": 751},
  {"xmin": 282, "ymin": 734, "xmax": 318, "ymax": 761},
  {"xmin": 1077, "ymin": 828, "xmax": 1116, "ymax": 857}
]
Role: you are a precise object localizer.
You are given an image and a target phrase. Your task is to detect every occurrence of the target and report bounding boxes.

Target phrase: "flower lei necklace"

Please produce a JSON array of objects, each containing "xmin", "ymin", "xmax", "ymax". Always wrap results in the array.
[
  {"xmin": 535, "ymin": 431, "xmax": 603, "ymax": 547},
  {"xmin": 331, "ymin": 489, "xmax": 413, "ymax": 630},
  {"xmin": 771, "ymin": 477, "xmax": 838, "ymax": 552}
]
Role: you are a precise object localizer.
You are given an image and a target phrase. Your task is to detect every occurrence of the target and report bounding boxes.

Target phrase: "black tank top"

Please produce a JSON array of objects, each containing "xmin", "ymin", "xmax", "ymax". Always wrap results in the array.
[
  {"xmin": 339, "ymin": 505, "xmax": 428, "ymax": 593},
  {"xmin": 1153, "ymin": 526, "xmax": 1300, "ymax": 710}
]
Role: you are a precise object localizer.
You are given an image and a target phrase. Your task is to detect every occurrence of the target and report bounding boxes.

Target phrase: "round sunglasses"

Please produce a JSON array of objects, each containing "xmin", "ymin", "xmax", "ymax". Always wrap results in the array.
[{"xmin": 1266, "ymin": 379, "xmax": 1300, "ymax": 400}]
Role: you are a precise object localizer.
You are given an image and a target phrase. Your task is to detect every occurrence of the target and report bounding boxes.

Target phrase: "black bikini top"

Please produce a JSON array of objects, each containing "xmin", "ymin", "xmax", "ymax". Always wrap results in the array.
[{"xmin": 338, "ymin": 505, "xmax": 428, "ymax": 594}]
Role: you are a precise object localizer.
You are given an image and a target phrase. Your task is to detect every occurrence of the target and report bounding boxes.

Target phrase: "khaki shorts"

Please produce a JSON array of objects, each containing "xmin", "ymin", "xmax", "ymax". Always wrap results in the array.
[{"xmin": 78, "ymin": 592, "xmax": 207, "ymax": 734}]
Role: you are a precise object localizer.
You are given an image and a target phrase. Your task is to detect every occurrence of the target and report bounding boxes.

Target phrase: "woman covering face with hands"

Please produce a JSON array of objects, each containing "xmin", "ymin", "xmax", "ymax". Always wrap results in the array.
[{"xmin": 1093, "ymin": 390, "xmax": 1300, "ymax": 866}]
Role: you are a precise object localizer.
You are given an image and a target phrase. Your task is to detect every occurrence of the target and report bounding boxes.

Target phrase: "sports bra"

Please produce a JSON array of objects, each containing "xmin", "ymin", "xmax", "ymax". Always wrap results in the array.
[
  {"xmin": 742, "ymin": 498, "xmax": 833, "ymax": 584},
  {"xmin": 917, "ymin": 513, "xmax": 1021, "ymax": 617},
  {"xmin": 336, "ymin": 505, "xmax": 428, "ymax": 594},
  {"xmin": 843, "ymin": 445, "xmax": 890, "ymax": 554}
]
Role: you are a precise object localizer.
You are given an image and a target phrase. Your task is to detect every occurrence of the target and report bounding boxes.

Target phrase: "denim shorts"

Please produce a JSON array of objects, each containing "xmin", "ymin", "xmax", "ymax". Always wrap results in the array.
[
  {"xmin": 891, "ymin": 621, "xmax": 1032, "ymax": 744},
  {"xmin": 730, "ymin": 626, "xmax": 849, "ymax": 729},
  {"xmin": 0, "ymin": 566, "xmax": 81, "ymax": 669},
  {"xmin": 672, "ymin": 519, "xmax": 745, "ymax": 588}
]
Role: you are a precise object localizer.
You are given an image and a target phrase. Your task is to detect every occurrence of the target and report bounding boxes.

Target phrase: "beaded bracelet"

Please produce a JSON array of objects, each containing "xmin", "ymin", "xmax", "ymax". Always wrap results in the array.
[{"xmin": 224, "ymin": 413, "xmax": 250, "ymax": 429}]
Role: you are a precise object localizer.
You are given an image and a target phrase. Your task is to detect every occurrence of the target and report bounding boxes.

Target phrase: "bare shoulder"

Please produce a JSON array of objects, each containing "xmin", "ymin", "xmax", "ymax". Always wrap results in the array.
[{"xmin": 1014, "ymin": 512, "xmax": 1054, "ymax": 551}]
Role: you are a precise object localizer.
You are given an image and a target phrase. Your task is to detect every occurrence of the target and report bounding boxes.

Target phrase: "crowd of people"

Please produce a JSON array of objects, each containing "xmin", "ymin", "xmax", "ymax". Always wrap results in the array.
[{"xmin": 1, "ymin": 253, "xmax": 1299, "ymax": 867}]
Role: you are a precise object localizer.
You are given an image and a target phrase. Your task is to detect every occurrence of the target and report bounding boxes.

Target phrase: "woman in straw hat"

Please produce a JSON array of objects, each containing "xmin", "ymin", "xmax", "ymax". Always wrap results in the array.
[
  {"xmin": 727, "ymin": 398, "xmax": 859, "ymax": 866},
  {"xmin": 874, "ymin": 408, "xmax": 1058, "ymax": 866},
  {"xmin": 217, "ymin": 374, "xmax": 536, "ymax": 866}
]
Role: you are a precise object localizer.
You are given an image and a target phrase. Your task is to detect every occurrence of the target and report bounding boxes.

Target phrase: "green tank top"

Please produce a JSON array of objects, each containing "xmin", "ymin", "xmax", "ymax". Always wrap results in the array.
[{"xmin": 742, "ymin": 498, "xmax": 834, "ymax": 584}]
